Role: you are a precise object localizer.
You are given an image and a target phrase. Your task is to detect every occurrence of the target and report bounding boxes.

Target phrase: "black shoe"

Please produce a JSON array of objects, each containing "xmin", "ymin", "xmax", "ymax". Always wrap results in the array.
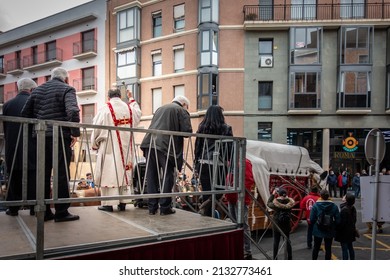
[
  {"xmin": 44, "ymin": 212, "xmax": 55, "ymax": 221},
  {"xmin": 98, "ymin": 206, "xmax": 113, "ymax": 212},
  {"xmin": 5, "ymin": 209, "xmax": 18, "ymax": 216},
  {"xmin": 160, "ymin": 208, "xmax": 176, "ymax": 216},
  {"xmin": 54, "ymin": 213, "xmax": 80, "ymax": 223},
  {"xmin": 149, "ymin": 209, "xmax": 158, "ymax": 215},
  {"xmin": 30, "ymin": 207, "xmax": 35, "ymax": 216},
  {"xmin": 118, "ymin": 203, "xmax": 126, "ymax": 211},
  {"xmin": 244, "ymin": 253, "xmax": 252, "ymax": 260}
]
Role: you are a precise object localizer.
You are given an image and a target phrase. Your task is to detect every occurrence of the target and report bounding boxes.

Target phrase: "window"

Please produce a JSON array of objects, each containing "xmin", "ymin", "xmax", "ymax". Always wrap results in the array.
[
  {"xmin": 0, "ymin": 85, "xmax": 4, "ymax": 103},
  {"xmin": 199, "ymin": 0, "xmax": 219, "ymax": 23},
  {"xmin": 197, "ymin": 72, "xmax": 218, "ymax": 109},
  {"xmin": 259, "ymin": 39, "xmax": 273, "ymax": 67},
  {"xmin": 337, "ymin": 71, "xmax": 371, "ymax": 109},
  {"xmin": 117, "ymin": 48, "xmax": 137, "ymax": 79},
  {"xmin": 46, "ymin": 41, "xmax": 56, "ymax": 61},
  {"xmin": 341, "ymin": 0, "xmax": 364, "ymax": 19},
  {"xmin": 200, "ymin": 29, "xmax": 218, "ymax": 66},
  {"xmin": 258, "ymin": 122, "xmax": 272, "ymax": 141},
  {"xmin": 287, "ymin": 129, "xmax": 323, "ymax": 162},
  {"xmin": 82, "ymin": 67, "xmax": 95, "ymax": 91},
  {"xmin": 291, "ymin": 0, "xmax": 316, "ymax": 20},
  {"xmin": 0, "ymin": 56, "xmax": 4, "ymax": 73},
  {"xmin": 152, "ymin": 51, "xmax": 162, "ymax": 76},
  {"xmin": 174, "ymin": 4, "xmax": 185, "ymax": 32},
  {"xmin": 152, "ymin": 88, "xmax": 162, "ymax": 113},
  {"xmin": 341, "ymin": 27, "xmax": 372, "ymax": 64},
  {"xmin": 124, "ymin": 83, "xmax": 141, "ymax": 105},
  {"xmin": 173, "ymin": 45, "xmax": 185, "ymax": 72},
  {"xmin": 118, "ymin": 8, "xmax": 139, "ymax": 43},
  {"xmin": 152, "ymin": 11, "xmax": 162, "ymax": 38},
  {"xmin": 174, "ymin": 85, "xmax": 185, "ymax": 98},
  {"xmin": 290, "ymin": 27, "xmax": 321, "ymax": 64},
  {"xmin": 387, "ymin": 68, "xmax": 390, "ymax": 110},
  {"xmin": 259, "ymin": 0, "xmax": 273, "ymax": 20},
  {"xmin": 32, "ymin": 46, "xmax": 38, "ymax": 65},
  {"xmin": 289, "ymin": 71, "xmax": 321, "ymax": 109},
  {"xmin": 15, "ymin": 50, "xmax": 21, "ymax": 69},
  {"xmin": 258, "ymin": 82, "xmax": 272, "ymax": 110},
  {"xmin": 82, "ymin": 30, "xmax": 95, "ymax": 52},
  {"xmin": 81, "ymin": 104, "xmax": 95, "ymax": 124}
]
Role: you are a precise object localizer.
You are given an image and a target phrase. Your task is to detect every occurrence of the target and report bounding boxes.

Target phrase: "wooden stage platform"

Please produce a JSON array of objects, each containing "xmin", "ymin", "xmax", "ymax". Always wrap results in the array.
[{"xmin": 0, "ymin": 205, "xmax": 243, "ymax": 260}]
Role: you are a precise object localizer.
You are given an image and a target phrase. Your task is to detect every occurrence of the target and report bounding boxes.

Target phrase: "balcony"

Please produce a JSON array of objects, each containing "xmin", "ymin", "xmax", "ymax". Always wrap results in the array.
[
  {"xmin": 73, "ymin": 39, "xmax": 97, "ymax": 60},
  {"xmin": 6, "ymin": 59, "xmax": 23, "ymax": 75},
  {"xmin": 23, "ymin": 49, "xmax": 63, "ymax": 71},
  {"xmin": 73, "ymin": 77, "xmax": 97, "ymax": 96},
  {"xmin": 243, "ymin": 4, "xmax": 390, "ymax": 30}
]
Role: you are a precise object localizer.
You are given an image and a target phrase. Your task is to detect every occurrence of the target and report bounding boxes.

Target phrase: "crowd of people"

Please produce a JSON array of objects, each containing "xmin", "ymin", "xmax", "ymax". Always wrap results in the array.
[{"xmin": 1, "ymin": 69, "xmax": 388, "ymax": 259}]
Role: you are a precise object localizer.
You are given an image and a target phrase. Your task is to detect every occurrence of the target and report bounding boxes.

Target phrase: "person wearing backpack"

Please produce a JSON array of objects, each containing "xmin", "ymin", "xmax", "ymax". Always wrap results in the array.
[
  {"xmin": 310, "ymin": 189, "xmax": 340, "ymax": 260},
  {"xmin": 335, "ymin": 193, "xmax": 358, "ymax": 260},
  {"xmin": 267, "ymin": 187, "xmax": 295, "ymax": 260}
]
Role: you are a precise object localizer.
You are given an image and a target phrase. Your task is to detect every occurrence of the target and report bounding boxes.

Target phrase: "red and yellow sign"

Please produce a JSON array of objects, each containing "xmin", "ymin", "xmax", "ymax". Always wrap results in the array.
[{"xmin": 342, "ymin": 133, "xmax": 358, "ymax": 152}]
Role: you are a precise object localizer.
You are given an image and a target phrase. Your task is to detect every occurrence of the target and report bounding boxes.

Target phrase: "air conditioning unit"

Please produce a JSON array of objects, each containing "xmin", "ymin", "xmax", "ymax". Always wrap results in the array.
[{"xmin": 260, "ymin": 56, "xmax": 273, "ymax": 67}]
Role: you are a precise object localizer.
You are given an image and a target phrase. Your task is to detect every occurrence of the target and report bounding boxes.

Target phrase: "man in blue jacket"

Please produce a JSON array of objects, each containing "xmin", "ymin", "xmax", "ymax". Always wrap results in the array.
[{"xmin": 310, "ymin": 189, "xmax": 340, "ymax": 260}]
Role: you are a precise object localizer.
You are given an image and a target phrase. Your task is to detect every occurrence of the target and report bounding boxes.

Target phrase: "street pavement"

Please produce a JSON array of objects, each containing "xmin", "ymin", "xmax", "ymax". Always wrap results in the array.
[{"xmin": 251, "ymin": 197, "xmax": 390, "ymax": 260}]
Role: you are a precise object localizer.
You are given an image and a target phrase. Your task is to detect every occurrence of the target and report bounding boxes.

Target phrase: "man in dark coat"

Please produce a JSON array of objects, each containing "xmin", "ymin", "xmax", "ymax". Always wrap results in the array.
[
  {"xmin": 140, "ymin": 95, "xmax": 192, "ymax": 215},
  {"xmin": 21, "ymin": 67, "xmax": 80, "ymax": 222},
  {"xmin": 3, "ymin": 78, "xmax": 37, "ymax": 216}
]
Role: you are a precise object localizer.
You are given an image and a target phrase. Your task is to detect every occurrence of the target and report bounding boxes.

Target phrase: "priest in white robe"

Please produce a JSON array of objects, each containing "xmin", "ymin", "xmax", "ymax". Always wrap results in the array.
[{"xmin": 91, "ymin": 88, "xmax": 141, "ymax": 212}]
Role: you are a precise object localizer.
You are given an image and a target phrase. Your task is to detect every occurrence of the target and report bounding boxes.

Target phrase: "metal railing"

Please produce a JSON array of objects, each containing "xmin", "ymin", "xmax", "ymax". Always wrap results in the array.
[
  {"xmin": 73, "ymin": 39, "xmax": 97, "ymax": 56},
  {"xmin": 72, "ymin": 77, "xmax": 97, "ymax": 92},
  {"xmin": 22, "ymin": 48, "xmax": 63, "ymax": 68},
  {"xmin": 244, "ymin": 3, "xmax": 390, "ymax": 22},
  {"xmin": 0, "ymin": 115, "xmax": 247, "ymax": 259}
]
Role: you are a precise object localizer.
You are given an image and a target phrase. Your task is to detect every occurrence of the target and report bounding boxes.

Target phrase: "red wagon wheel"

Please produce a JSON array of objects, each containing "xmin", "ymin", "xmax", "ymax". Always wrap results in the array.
[{"xmin": 280, "ymin": 184, "xmax": 303, "ymax": 232}]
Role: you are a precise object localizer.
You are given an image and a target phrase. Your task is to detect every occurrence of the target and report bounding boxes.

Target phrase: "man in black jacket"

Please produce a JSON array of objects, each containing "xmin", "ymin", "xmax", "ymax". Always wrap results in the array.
[
  {"xmin": 3, "ymin": 78, "xmax": 38, "ymax": 216},
  {"xmin": 21, "ymin": 67, "xmax": 80, "ymax": 222},
  {"xmin": 140, "ymin": 96, "xmax": 192, "ymax": 216}
]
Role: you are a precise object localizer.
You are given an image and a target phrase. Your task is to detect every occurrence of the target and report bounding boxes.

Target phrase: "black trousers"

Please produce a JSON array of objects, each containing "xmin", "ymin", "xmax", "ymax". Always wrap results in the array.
[
  {"xmin": 144, "ymin": 149, "xmax": 175, "ymax": 212},
  {"xmin": 312, "ymin": 236, "xmax": 333, "ymax": 260},
  {"xmin": 6, "ymin": 169, "xmax": 36, "ymax": 213},
  {"xmin": 199, "ymin": 163, "xmax": 225, "ymax": 217},
  {"xmin": 272, "ymin": 226, "xmax": 292, "ymax": 260},
  {"xmin": 44, "ymin": 136, "xmax": 72, "ymax": 217}
]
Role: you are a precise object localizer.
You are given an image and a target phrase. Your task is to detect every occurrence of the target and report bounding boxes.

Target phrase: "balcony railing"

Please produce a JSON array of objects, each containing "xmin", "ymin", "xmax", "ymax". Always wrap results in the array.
[
  {"xmin": 6, "ymin": 59, "xmax": 23, "ymax": 75},
  {"xmin": 73, "ymin": 39, "xmax": 98, "ymax": 59},
  {"xmin": 23, "ymin": 48, "xmax": 63, "ymax": 71},
  {"xmin": 244, "ymin": 3, "xmax": 390, "ymax": 22},
  {"xmin": 73, "ymin": 77, "xmax": 97, "ymax": 96}
]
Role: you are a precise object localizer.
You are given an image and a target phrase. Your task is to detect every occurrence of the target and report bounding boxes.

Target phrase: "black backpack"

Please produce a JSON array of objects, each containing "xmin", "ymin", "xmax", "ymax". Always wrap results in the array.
[
  {"xmin": 278, "ymin": 210, "xmax": 291, "ymax": 224},
  {"xmin": 317, "ymin": 209, "xmax": 335, "ymax": 231}
]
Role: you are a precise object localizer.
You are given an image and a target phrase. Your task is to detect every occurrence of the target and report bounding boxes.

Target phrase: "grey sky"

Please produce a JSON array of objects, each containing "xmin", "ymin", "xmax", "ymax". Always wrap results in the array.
[{"xmin": 0, "ymin": 0, "xmax": 92, "ymax": 32}]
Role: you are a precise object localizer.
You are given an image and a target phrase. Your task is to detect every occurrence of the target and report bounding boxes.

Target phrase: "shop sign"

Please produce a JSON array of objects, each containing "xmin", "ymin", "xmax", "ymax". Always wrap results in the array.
[
  {"xmin": 334, "ymin": 152, "xmax": 356, "ymax": 159},
  {"xmin": 342, "ymin": 133, "xmax": 358, "ymax": 152}
]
